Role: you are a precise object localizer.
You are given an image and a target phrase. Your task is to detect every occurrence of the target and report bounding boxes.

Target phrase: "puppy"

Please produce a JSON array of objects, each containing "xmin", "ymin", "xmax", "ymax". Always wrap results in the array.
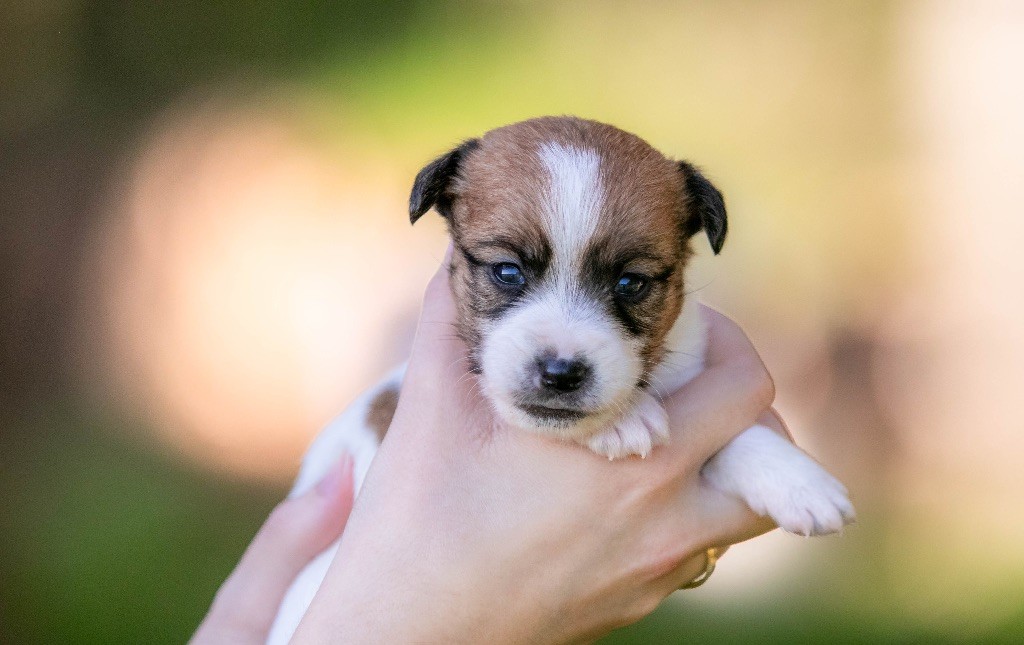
[{"xmin": 266, "ymin": 117, "xmax": 854, "ymax": 643}]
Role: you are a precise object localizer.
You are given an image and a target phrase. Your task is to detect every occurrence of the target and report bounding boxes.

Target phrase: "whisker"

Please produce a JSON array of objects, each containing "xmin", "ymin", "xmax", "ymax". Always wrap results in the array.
[
  {"xmin": 610, "ymin": 397, "xmax": 627, "ymax": 421},
  {"xmin": 644, "ymin": 371, "xmax": 669, "ymax": 392},
  {"xmin": 660, "ymin": 348, "xmax": 701, "ymax": 363},
  {"xmin": 455, "ymin": 366, "xmax": 479, "ymax": 388},
  {"xmin": 683, "ymin": 279, "xmax": 715, "ymax": 296},
  {"xmin": 418, "ymin": 321, "xmax": 460, "ymax": 329},
  {"xmin": 638, "ymin": 378, "xmax": 666, "ymax": 403}
]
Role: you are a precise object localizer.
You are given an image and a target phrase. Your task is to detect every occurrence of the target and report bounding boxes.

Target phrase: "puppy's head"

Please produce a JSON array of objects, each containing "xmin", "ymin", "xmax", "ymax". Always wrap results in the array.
[{"xmin": 410, "ymin": 117, "xmax": 726, "ymax": 438}]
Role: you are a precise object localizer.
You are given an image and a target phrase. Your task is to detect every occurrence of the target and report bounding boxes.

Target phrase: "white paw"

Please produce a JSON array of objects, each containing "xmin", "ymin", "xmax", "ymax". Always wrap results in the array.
[
  {"xmin": 586, "ymin": 391, "xmax": 669, "ymax": 460},
  {"xmin": 750, "ymin": 466, "xmax": 856, "ymax": 536},
  {"xmin": 702, "ymin": 425, "xmax": 856, "ymax": 537}
]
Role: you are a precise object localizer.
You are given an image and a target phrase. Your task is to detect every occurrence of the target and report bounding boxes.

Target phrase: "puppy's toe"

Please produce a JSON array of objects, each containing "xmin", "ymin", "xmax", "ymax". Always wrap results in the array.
[
  {"xmin": 764, "ymin": 472, "xmax": 856, "ymax": 536},
  {"xmin": 587, "ymin": 426, "xmax": 627, "ymax": 459},
  {"xmin": 586, "ymin": 393, "xmax": 669, "ymax": 460},
  {"xmin": 636, "ymin": 393, "xmax": 670, "ymax": 444}
]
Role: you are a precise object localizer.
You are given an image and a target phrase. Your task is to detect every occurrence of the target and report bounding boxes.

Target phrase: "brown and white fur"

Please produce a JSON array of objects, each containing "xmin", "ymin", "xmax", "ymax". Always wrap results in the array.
[{"xmin": 266, "ymin": 117, "xmax": 854, "ymax": 643}]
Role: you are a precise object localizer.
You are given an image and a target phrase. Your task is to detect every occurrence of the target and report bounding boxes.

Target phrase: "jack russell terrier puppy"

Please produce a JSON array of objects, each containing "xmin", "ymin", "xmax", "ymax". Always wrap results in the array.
[{"xmin": 267, "ymin": 116, "xmax": 855, "ymax": 643}]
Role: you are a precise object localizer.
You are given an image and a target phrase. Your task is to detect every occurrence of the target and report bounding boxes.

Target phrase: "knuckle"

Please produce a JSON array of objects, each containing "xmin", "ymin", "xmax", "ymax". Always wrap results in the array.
[
  {"xmin": 639, "ymin": 594, "xmax": 665, "ymax": 618},
  {"xmin": 262, "ymin": 498, "xmax": 313, "ymax": 545},
  {"xmin": 640, "ymin": 543, "xmax": 692, "ymax": 580},
  {"xmin": 622, "ymin": 595, "xmax": 664, "ymax": 626},
  {"xmin": 610, "ymin": 470, "xmax": 675, "ymax": 517},
  {"xmin": 622, "ymin": 468, "xmax": 667, "ymax": 499},
  {"xmin": 744, "ymin": 361, "xmax": 775, "ymax": 411},
  {"xmin": 757, "ymin": 370, "xmax": 776, "ymax": 409}
]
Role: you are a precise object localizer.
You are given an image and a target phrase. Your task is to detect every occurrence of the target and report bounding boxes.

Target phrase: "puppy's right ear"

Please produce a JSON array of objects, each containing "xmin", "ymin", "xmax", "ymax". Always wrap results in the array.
[
  {"xmin": 677, "ymin": 160, "xmax": 728, "ymax": 255},
  {"xmin": 409, "ymin": 139, "xmax": 479, "ymax": 224}
]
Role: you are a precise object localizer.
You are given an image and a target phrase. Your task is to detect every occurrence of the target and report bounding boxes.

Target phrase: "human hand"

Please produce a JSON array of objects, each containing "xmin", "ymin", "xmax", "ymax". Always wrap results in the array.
[
  {"xmin": 292, "ymin": 259, "xmax": 783, "ymax": 644},
  {"xmin": 191, "ymin": 454, "xmax": 355, "ymax": 645}
]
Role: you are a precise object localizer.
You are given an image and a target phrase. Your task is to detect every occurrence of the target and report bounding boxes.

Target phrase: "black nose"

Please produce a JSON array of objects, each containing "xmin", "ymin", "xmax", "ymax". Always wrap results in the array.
[{"xmin": 538, "ymin": 357, "xmax": 590, "ymax": 393}]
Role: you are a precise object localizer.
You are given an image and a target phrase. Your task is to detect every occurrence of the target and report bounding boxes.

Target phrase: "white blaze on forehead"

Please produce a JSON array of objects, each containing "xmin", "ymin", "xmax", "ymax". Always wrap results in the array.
[
  {"xmin": 538, "ymin": 142, "xmax": 604, "ymax": 270},
  {"xmin": 531, "ymin": 142, "xmax": 610, "ymax": 355},
  {"xmin": 477, "ymin": 142, "xmax": 643, "ymax": 435}
]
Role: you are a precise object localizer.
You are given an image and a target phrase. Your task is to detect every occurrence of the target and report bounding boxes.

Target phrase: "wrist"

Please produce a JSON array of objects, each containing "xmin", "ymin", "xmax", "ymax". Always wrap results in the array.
[{"xmin": 293, "ymin": 522, "xmax": 551, "ymax": 644}]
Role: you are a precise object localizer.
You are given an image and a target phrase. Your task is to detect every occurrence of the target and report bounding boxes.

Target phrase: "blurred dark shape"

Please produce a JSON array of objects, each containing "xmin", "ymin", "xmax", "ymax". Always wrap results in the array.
[
  {"xmin": 0, "ymin": 0, "xmax": 430, "ymax": 418},
  {"xmin": 0, "ymin": 118, "xmax": 112, "ymax": 415},
  {"xmin": 822, "ymin": 328, "xmax": 900, "ymax": 503}
]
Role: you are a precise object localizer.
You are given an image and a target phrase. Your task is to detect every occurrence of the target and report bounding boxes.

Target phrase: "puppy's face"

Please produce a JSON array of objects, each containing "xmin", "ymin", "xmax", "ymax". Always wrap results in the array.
[{"xmin": 410, "ymin": 117, "xmax": 726, "ymax": 438}]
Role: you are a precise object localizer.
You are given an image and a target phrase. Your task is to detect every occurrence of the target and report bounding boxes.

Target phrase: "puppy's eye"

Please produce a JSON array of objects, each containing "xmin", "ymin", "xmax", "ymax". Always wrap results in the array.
[
  {"xmin": 614, "ymin": 274, "xmax": 648, "ymax": 299},
  {"xmin": 492, "ymin": 262, "xmax": 526, "ymax": 286}
]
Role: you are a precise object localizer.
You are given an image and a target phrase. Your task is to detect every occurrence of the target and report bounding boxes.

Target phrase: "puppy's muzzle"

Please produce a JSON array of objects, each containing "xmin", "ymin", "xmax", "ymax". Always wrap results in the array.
[
  {"xmin": 516, "ymin": 353, "xmax": 596, "ymax": 425},
  {"xmin": 537, "ymin": 356, "xmax": 590, "ymax": 393}
]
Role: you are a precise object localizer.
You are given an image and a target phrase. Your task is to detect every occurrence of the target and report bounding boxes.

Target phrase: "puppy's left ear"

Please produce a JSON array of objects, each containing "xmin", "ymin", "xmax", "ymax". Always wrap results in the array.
[
  {"xmin": 409, "ymin": 139, "xmax": 480, "ymax": 224},
  {"xmin": 677, "ymin": 161, "xmax": 728, "ymax": 254}
]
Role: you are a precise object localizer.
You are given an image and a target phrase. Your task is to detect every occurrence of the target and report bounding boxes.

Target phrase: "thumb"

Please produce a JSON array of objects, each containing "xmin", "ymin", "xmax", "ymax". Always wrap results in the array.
[
  {"xmin": 390, "ymin": 244, "xmax": 495, "ymax": 445},
  {"xmin": 405, "ymin": 244, "xmax": 469, "ymax": 384}
]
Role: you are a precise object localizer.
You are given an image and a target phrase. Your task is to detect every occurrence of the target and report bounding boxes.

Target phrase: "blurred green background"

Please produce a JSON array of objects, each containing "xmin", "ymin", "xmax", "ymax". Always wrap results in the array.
[{"xmin": 3, "ymin": 1, "xmax": 1023, "ymax": 643}]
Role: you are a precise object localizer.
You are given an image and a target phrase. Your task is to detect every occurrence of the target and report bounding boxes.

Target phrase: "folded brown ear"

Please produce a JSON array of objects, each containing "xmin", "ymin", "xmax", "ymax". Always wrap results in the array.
[
  {"xmin": 677, "ymin": 160, "xmax": 728, "ymax": 254},
  {"xmin": 409, "ymin": 139, "xmax": 480, "ymax": 224}
]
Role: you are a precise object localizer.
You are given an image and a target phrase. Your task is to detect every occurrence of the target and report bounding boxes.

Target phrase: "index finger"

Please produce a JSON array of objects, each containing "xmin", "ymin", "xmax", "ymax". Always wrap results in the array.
[
  {"xmin": 193, "ymin": 456, "xmax": 354, "ymax": 644},
  {"xmin": 658, "ymin": 306, "xmax": 775, "ymax": 470}
]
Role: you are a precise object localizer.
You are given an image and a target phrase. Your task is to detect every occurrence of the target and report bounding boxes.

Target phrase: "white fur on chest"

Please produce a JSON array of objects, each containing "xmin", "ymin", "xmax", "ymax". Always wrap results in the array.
[{"xmin": 650, "ymin": 294, "xmax": 708, "ymax": 395}]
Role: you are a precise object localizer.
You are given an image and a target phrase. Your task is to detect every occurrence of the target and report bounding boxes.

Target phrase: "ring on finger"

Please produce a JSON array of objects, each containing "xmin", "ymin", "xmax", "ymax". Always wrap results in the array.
[{"xmin": 679, "ymin": 546, "xmax": 720, "ymax": 590}]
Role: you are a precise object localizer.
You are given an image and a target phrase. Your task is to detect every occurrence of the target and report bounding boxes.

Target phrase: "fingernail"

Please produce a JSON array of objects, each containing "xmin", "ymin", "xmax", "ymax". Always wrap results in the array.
[
  {"xmin": 316, "ymin": 452, "xmax": 353, "ymax": 497},
  {"xmin": 443, "ymin": 242, "xmax": 454, "ymax": 264}
]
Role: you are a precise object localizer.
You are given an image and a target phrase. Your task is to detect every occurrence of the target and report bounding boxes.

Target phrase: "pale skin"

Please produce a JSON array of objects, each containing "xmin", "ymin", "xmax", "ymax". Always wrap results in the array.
[{"xmin": 193, "ymin": 258, "xmax": 790, "ymax": 644}]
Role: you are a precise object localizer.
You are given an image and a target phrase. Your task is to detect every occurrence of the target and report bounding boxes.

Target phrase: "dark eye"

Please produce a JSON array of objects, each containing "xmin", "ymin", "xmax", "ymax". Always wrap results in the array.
[
  {"xmin": 492, "ymin": 262, "xmax": 526, "ymax": 286},
  {"xmin": 614, "ymin": 274, "xmax": 648, "ymax": 299}
]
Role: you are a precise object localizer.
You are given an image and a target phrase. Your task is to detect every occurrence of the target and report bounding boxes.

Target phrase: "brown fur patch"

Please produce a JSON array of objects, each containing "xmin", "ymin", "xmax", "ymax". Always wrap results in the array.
[{"xmin": 366, "ymin": 385, "xmax": 399, "ymax": 443}]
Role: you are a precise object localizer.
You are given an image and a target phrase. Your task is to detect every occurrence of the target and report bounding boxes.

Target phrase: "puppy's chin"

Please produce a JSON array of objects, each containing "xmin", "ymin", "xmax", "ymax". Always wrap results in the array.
[{"xmin": 487, "ymin": 388, "xmax": 639, "ymax": 441}]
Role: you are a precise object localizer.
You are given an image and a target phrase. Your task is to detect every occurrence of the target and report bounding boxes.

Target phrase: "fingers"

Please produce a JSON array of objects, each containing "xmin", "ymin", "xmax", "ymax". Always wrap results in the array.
[
  {"xmin": 192, "ymin": 455, "xmax": 355, "ymax": 644},
  {"xmin": 691, "ymin": 481, "xmax": 777, "ymax": 549},
  {"xmin": 650, "ymin": 545, "xmax": 732, "ymax": 596},
  {"xmin": 659, "ymin": 306, "xmax": 775, "ymax": 470}
]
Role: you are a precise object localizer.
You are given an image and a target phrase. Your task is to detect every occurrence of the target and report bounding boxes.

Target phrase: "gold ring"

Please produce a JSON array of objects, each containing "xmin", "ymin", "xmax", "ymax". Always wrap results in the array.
[{"xmin": 679, "ymin": 547, "xmax": 720, "ymax": 590}]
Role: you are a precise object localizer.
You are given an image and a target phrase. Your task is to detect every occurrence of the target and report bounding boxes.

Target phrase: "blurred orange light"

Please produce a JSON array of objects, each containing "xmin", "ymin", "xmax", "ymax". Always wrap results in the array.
[{"xmin": 94, "ymin": 101, "xmax": 445, "ymax": 481}]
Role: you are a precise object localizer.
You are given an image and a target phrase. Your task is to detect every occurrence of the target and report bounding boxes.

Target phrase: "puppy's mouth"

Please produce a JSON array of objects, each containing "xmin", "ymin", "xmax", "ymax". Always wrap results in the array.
[{"xmin": 516, "ymin": 403, "xmax": 590, "ymax": 423}]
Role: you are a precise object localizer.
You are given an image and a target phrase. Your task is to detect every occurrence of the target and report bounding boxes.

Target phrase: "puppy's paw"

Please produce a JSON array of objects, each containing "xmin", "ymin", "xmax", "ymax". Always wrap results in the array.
[
  {"xmin": 586, "ymin": 391, "xmax": 669, "ymax": 460},
  {"xmin": 702, "ymin": 425, "xmax": 856, "ymax": 537},
  {"xmin": 750, "ymin": 465, "xmax": 856, "ymax": 536}
]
